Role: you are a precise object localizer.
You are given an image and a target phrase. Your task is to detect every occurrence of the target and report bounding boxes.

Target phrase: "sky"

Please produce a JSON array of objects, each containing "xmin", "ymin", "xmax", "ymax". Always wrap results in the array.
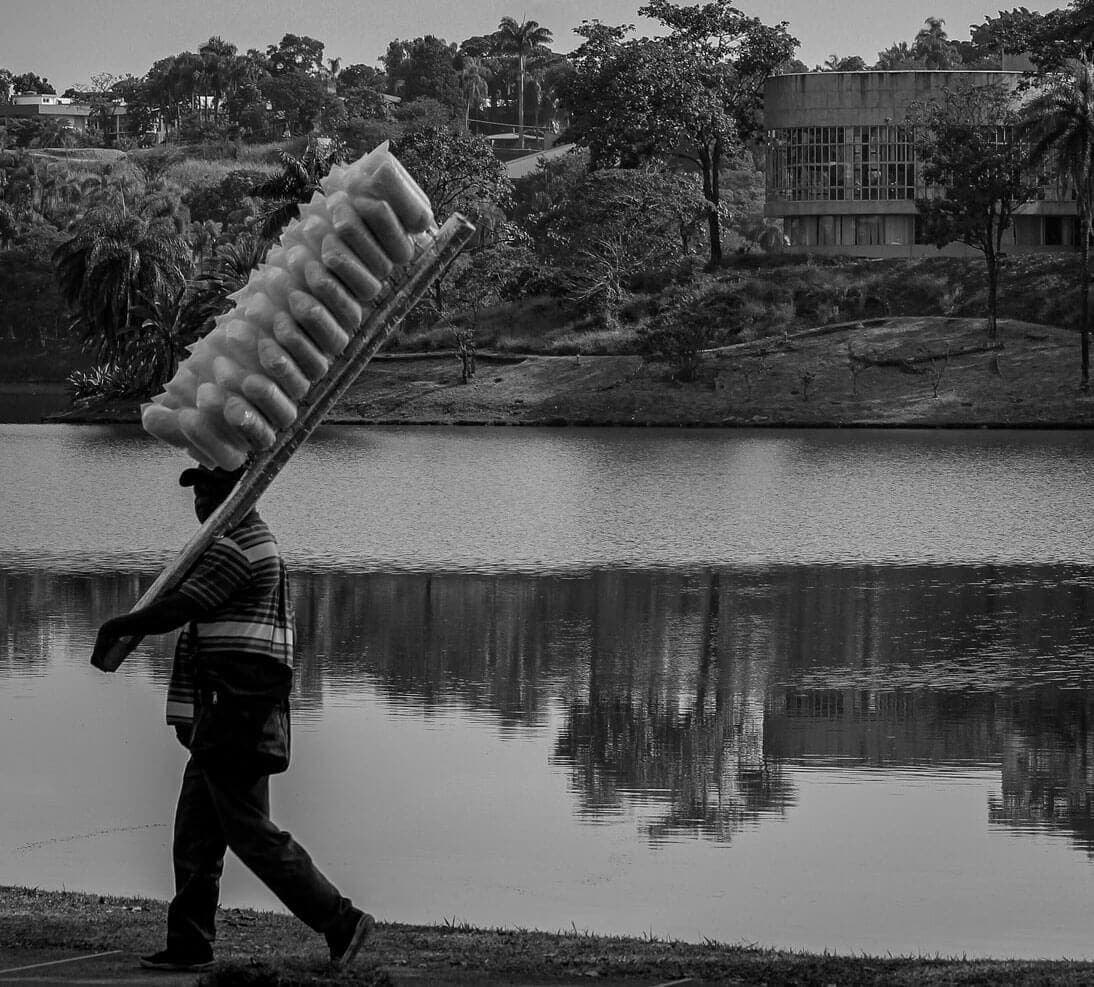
[{"xmin": 1, "ymin": 0, "xmax": 1070, "ymax": 93}]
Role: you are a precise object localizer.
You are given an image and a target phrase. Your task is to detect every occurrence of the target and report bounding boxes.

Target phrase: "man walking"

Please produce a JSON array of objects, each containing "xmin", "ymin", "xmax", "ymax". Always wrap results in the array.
[{"xmin": 92, "ymin": 465, "xmax": 373, "ymax": 972}]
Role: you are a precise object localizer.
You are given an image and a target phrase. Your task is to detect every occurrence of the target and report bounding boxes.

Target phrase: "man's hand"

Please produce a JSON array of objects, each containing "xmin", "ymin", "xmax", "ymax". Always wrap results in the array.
[
  {"xmin": 90, "ymin": 618, "xmax": 128, "ymax": 672},
  {"xmin": 89, "ymin": 593, "xmax": 204, "ymax": 672}
]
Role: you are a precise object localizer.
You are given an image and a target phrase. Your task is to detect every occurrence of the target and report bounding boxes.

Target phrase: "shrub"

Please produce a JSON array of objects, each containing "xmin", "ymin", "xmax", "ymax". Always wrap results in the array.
[
  {"xmin": 637, "ymin": 288, "xmax": 736, "ymax": 380},
  {"xmin": 66, "ymin": 363, "xmax": 135, "ymax": 405}
]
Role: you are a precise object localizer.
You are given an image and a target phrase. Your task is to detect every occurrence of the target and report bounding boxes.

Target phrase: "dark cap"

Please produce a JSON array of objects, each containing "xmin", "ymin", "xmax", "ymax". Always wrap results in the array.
[{"xmin": 179, "ymin": 465, "xmax": 246, "ymax": 489}]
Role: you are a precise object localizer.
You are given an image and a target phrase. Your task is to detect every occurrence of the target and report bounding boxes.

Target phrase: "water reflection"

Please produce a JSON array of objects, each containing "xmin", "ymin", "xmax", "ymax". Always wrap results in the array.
[{"xmin": 6, "ymin": 561, "xmax": 1094, "ymax": 856}]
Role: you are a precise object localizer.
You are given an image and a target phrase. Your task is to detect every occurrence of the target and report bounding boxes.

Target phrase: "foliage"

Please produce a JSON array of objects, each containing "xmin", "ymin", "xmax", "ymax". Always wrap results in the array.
[
  {"xmin": 1027, "ymin": 1, "xmax": 1094, "ymax": 70},
  {"xmin": 391, "ymin": 127, "xmax": 512, "ymax": 219},
  {"xmin": 12, "ymin": 72, "xmax": 54, "ymax": 94},
  {"xmin": 384, "ymin": 36, "xmax": 464, "ymax": 114},
  {"xmin": 1020, "ymin": 57, "xmax": 1094, "ymax": 384},
  {"xmin": 964, "ymin": 7, "xmax": 1046, "ymax": 69},
  {"xmin": 182, "ymin": 167, "xmax": 268, "ymax": 226},
  {"xmin": 175, "ymin": 231, "xmax": 267, "ymax": 343},
  {"xmin": 495, "ymin": 17, "xmax": 555, "ymax": 144},
  {"xmin": 875, "ymin": 17, "xmax": 965, "ymax": 70},
  {"xmin": 818, "ymin": 55, "xmax": 867, "ymax": 72},
  {"xmin": 264, "ymin": 34, "xmax": 326, "ymax": 77},
  {"xmin": 913, "ymin": 82, "xmax": 1037, "ymax": 339},
  {"xmin": 337, "ymin": 64, "xmax": 392, "ymax": 121},
  {"xmin": 250, "ymin": 136, "xmax": 346, "ymax": 239},
  {"xmin": 52, "ymin": 205, "xmax": 193, "ymax": 388},
  {"xmin": 392, "ymin": 96, "xmax": 458, "ymax": 131},
  {"xmin": 563, "ymin": 1, "xmax": 797, "ymax": 264},
  {"xmin": 66, "ymin": 362, "xmax": 134, "ymax": 404},
  {"xmin": 261, "ymin": 72, "xmax": 335, "ymax": 136},
  {"xmin": 638, "ymin": 287, "xmax": 725, "ymax": 380},
  {"xmin": 532, "ymin": 167, "xmax": 710, "ymax": 322}
]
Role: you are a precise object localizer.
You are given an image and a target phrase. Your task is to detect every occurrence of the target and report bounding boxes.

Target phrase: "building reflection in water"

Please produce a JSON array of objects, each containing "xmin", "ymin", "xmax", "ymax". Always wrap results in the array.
[{"xmin": 5, "ymin": 561, "xmax": 1094, "ymax": 851}]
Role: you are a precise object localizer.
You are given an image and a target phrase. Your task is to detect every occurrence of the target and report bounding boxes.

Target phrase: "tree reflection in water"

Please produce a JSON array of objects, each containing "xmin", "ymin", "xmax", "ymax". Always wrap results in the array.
[{"xmin": 6, "ymin": 561, "xmax": 1094, "ymax": 850}]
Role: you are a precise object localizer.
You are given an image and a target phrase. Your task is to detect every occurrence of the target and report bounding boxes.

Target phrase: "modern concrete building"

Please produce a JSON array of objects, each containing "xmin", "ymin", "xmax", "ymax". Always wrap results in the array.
[{"xmin": 763, "ymin": 71, "xmax": 1078, "ymax": 257}]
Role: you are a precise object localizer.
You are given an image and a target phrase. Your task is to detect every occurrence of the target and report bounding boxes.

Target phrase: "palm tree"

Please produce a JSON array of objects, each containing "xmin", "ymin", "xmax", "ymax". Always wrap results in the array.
[
  {"xmin": 456, "ymin": 54, "xmax": 492, "ymax": 131},
  {"xmin": 495, "ymin": 17, "xmax": 553, "ymax": 148},
  {"xmin": 183, "ymin": 231, "xmax": 266, "ymax": 325},
  {"xmin": 1022, "ymin": 56, "xmax": 1094, "ymax": 386},
  {"xmin": 53, "ymin": 205, "xmax": 193, "ymax": 379},
  {"xmin": 250, "ymin": 136, "xmax": 345, "ymax": 240},
  {"xmin": 199, "ymin": 36, "xmax": 239, "ymax": 125}
]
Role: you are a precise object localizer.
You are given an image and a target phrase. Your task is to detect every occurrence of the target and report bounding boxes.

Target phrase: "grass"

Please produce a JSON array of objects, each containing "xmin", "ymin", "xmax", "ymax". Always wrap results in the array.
[
  {"xmin": 388, "ymin": 252, "xmax": 1081, "ymax": 365},
  {"xmin": 6, "ymin": 886, "xmax": 1094, "ymax": 986},
  {"xmin": 164, "ymin": 157, "xmax": 280, "ymax": 190}
]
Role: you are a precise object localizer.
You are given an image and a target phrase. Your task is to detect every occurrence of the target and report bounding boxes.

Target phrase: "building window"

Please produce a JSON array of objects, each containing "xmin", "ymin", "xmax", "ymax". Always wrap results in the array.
[
  {"xmin": 856, "ymin": 215, "xmax": 883, "ymax": 246},
  {"xmin": 884, "ymin": 215, "xmax": 911, "ymax": 245},
  {"xmin": 1014, "ymin": 216, "xmax": 1040, "ymax": 246},
  {"xmin": 768, "ymin": 125, "xmax": 916, "ymax": 203}
]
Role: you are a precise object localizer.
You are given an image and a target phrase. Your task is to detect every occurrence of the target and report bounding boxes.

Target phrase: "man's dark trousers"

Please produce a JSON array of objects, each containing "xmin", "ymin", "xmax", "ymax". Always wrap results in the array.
[{"xmin": 167, "ymin": 758, "xmax": 355, "ymax": 953}]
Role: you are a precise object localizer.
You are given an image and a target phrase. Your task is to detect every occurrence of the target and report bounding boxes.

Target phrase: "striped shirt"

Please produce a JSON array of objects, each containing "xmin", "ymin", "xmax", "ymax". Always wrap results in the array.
[{"xmin": 166, "ymin": 512, "xmax": 294, "ymax": 726}]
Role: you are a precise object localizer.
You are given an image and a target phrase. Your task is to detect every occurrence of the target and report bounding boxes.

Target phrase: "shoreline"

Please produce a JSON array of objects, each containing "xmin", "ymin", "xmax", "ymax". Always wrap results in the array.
[
  {"xmin": 5, "ymin": 885, "xmax": 1094, "ymax": 985},
  {"xmin": 20, "ymin": 317, "xmax": 1094, "ymax": 431}
]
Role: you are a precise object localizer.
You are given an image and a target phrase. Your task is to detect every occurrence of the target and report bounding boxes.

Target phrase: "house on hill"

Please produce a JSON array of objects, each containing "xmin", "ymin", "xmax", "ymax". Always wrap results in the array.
[{"xmin": 0, "ymin": 92, "xmax": 129, "ymax": 142}]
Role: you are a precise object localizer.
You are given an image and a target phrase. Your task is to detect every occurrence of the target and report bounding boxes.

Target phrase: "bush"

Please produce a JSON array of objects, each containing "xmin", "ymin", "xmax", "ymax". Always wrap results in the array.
[
  {"xmin": 66, "ymin": 363, "xmax": 135, "ymax": 405},
  {"xmin": 638, "ymin": 288, "xmax": 736, "ymax": 380},
  {"xmin": 185, "ymin": 169, "xmax": 271, "ymax": 225}
]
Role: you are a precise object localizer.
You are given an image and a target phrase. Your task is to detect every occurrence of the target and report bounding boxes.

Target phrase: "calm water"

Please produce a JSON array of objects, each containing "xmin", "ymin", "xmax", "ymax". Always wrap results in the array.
[{"xmin": 3, "ymin": 424, "xmax": 1094, "ymax": 958}]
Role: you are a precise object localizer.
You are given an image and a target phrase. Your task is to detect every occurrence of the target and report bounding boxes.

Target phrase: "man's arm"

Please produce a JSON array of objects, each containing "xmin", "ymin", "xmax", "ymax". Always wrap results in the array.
[{"xmin": 90, "ymin": 591, "xmax": 207, "ymax": 668}]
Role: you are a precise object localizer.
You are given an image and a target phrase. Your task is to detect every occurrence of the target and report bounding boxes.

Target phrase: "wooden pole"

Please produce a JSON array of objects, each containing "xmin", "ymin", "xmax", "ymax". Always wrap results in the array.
[{"xmin": 95, "ymin": 212, "xmax": 477, "ymax": 671}]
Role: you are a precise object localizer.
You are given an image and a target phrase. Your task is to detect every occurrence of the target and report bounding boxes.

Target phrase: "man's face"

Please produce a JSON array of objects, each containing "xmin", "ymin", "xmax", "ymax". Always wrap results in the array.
[{"xmin": 192, "ymin": 482, "xmax": 229, "ymax": 523}]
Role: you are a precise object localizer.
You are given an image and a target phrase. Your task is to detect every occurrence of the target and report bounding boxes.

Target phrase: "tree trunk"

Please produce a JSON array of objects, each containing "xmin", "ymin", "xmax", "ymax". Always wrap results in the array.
[
  {"xmin": 985, "ymin": 247, "xmax": 998, "ymax": 342},
  {"xmin": 1080, "ymin": 211, "xmax": 1090, "ymax": 389},
  {"xmin": 699, "ymin": 142, "xmax": 723, "ymax": 267},
  {"xmin": 517, "ymin": 53, "xmax": 526, "ymax": 149}
]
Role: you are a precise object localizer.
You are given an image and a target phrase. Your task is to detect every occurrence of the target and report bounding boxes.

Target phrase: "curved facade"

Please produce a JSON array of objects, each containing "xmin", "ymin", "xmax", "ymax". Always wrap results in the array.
[{"xmin": 763, "ymin": 71, "xmax": 1078, "ymax": 257}]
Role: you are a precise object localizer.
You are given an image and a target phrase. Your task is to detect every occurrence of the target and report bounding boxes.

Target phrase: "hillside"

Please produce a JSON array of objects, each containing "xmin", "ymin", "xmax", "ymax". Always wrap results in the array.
[
  {"xmin": 334, "ymin": 316, "xmax": 1093, "ymax": 427},
  {"xmin": 50, "ymin": 316, "xmax": 1094, "ymax": 428}
]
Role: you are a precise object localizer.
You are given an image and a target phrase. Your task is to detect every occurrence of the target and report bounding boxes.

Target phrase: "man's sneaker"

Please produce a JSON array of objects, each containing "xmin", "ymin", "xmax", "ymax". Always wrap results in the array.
[
  {"xmin": 139, "ymin": 949, "xmax": 214, "ymax": 972},
  {"xmin": 327, "ymin": 909, "xmax": 376, "ymax": 970}
]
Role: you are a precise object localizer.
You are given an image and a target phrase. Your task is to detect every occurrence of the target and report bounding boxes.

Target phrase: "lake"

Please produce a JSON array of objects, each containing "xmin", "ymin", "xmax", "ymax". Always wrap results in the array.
[{"xmin": 3, "ymin": 423, "xmax": 1094, "ymax": 959}]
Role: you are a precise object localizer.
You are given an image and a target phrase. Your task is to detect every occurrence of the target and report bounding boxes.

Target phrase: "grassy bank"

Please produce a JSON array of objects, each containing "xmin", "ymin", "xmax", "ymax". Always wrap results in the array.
[
  {"xmin": 4, "ymin": 885, "xmax": 1094, "ymax": 986},
  {"xmin": 48, "ymin": 315, "xmax": 1094, "ymax": 429}
]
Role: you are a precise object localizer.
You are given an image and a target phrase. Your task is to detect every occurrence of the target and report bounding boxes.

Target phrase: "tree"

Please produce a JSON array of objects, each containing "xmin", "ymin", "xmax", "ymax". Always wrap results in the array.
[
  {"xmin": 912, "ymin": 17, "xmax": 963, "ymax": 69},
  {"xmin": 964, "ymin": 8, "xmax": 1046, "ymax": 69},
  {"xmin": 563, "ymin": 2, "xmax": 797, "ymax": 265},
  {"xmin": 383, "ymin": 36, "xmax": 463, "ymax": 113},
  {"xmin": 53, "ymin": 205, "xmax": 192, "ymax": 390},
  {"xmin": 392, "ymin": 127, "xmax": 511, "ymax": 219},
  {"xmin": 1028, "ymin": 1, "xmax": 1094, "ymax": 70},
  {"xmin": 495, "ymin": 17, "xmax": 554, "ymax": 148},
  {"xmin": 110, "ymin": 75, "xmax": 157, "ymax": 141},
  {"xmin": 819, "ymin": 54, "xmax": 867, "ymax": 72},
  {"xmin": 250, "ymin": 136, "xmax": 345, "ymax": 239},
  {"xmin": 529, "ymin": 165, "xmax": 709, "ymax": 324},
  {"xmin": 261, "ymin": 71, "xmax": 332, "ymax": 135},
  {"xmin": 390, "ymin": 127, "xmax": 512, "ymax": 310},
  {"xmin": 455, "ymin": 53, "xmax": 492, "ymax": 130},
  {"xmin": 914, "ymin": 83, "xmax": 1036, "ymax": 343},
  {"xmin": 337, "ymin": 63, "xmax": 390, "ymax": 119},
  {"xmin": 12, "ymin": 72, "xmax": 54, "ymax": 95},
  {"xmin": 875, "ymin": 41, "xmax": 916, "ymax": 69},
  {"xmin": 266, "ymin": 34, "xmax": 326, "ymax": 76},
  {"xmin": 1021, "ymin": 57, "xmax": 1094, "ymax": 386}
]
